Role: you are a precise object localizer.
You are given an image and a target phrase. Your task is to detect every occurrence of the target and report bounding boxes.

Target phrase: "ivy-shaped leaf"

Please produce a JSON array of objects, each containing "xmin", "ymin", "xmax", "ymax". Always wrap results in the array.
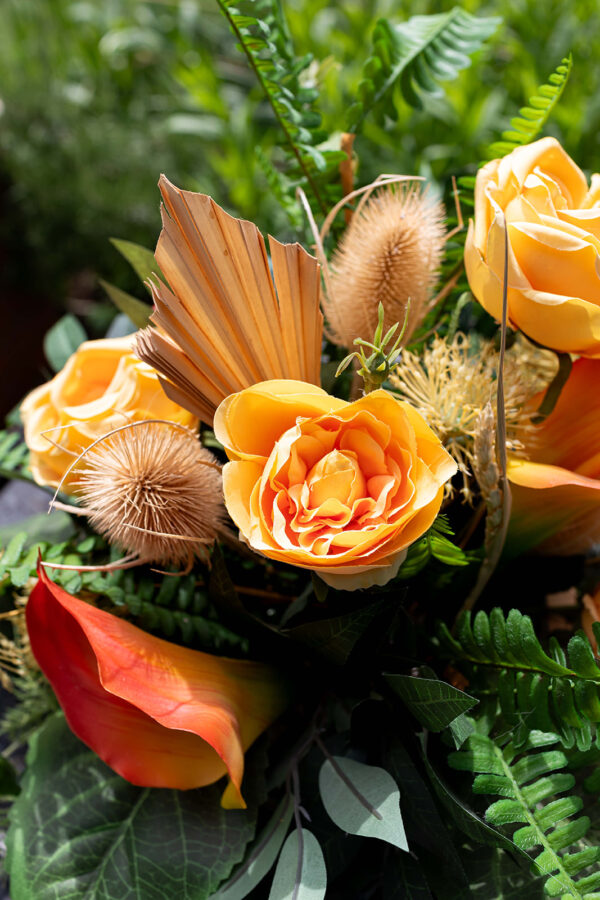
[
  {"xmin": 6, "ymin": 712, "xmax": 266, "ymax": 900},
  {"xmin": 386, "ymin": 674, "xmax": 478, "ymax": 731}
]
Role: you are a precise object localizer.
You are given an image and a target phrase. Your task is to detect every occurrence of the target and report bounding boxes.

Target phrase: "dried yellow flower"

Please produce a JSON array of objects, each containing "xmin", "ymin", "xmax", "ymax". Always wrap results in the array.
[
  {"xmin": 73, "ymin": 421, "xmax": 226, "ymax": 569},
  {"xmin": 323, "ymin": 185, "xmax": 446, "ymax": 349}
]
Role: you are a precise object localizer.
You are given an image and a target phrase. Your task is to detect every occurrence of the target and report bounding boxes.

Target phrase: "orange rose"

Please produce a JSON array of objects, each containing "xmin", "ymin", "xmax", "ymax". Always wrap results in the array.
[
  {"xmin": 214, "ymin": 380, "xmax": 457, "ymax": 590},
  {"xmin": 21, "ymin": 336, "xmax": 197, "ymax": 490},
  {"xmin": 465, "ymin": 137, "xmax": 600, "ymax": 356},
  {"xmin": 506, "ymin": 358, "xmax": 600, "ymax": 556}
]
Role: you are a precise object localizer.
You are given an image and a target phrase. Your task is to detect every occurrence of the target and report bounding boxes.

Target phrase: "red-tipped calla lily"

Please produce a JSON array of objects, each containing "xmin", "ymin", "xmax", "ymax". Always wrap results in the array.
[
  {"xmin": 506, "ymin": 358, "xmax": 600, "ymax": 556},
  {"xmin": 27, "ymin": 566, "xmax": 288, "ymax": 808}
]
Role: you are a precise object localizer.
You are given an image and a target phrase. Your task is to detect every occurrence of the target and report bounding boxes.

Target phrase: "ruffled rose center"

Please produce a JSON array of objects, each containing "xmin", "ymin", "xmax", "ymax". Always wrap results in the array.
[{"xmin": 260, "ymin": 411, "xmax": 416, "ymax": 558}]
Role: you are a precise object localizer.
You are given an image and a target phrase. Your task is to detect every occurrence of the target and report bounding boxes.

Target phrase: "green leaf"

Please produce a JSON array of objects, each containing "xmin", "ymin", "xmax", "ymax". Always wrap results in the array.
[
  {"xmin": 216, "ymin": 796, "xmax": 293, "ymax": 900},
  {"xmin": 0, "ymin": 757, "xmax": 20, "ymax": 796},
  {"xmin": 318, "ymin": 756, "xmax": 408, "ymax": 850},
  {"xmin": 6, "ymin": 713, "xmax": 266, "ymax": 900},
  {"xmin": 283, "ymin": 600, "xmax": 386, "ymax": 665},
  {"xmin": 386, "ymin": 674, "xmax": 478, "ymax": 731},
  {"xmin": 43, "ymin": 314, "xmax": 87, "ymax": 372},
  {"xmin": 268, "ymin": 829, "xmax": 326, "ymax": 900},
  {"xmin": 110, "ymin": 238, "xmax": 163, "ymax": 284},
  {"xmin": 100, "ymin": 279, "xmax": 152, "ymax": 329},
  {"xmin": 351, "ymin": 8, "xmax": 500, "ymax": 129},
  {"xmin": 486, "ymin": 56, "xmax": 572, "ymax": 159}
]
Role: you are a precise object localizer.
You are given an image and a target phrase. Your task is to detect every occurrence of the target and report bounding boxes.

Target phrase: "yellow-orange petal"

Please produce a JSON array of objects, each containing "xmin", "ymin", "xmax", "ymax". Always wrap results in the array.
[
  {"xmin": 27, "ymin": 566, "xmax": 288, "ymax": 807},
  {"xmin": 214, "ymin": 380, "xmax": 346, "ymax": 462}
]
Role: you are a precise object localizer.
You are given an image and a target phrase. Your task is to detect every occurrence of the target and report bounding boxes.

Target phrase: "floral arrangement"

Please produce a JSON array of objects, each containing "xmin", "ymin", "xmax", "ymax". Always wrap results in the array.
[{"xmin": 1, "ymin": 9, "xmax": 600, "ymax": 900}]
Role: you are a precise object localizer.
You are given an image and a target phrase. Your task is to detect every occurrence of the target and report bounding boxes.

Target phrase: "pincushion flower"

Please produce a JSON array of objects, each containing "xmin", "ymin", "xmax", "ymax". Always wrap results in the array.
[
  {"xmin": 27, "ymin": 566, "xmax": 288, "ymax": 808},
  {"xmin": 214, "ymin": 380, "xmax": 457, "ymax": 590},
  {"xmin": 465, "ymin": 137, "xmax": 600, "ymax": 356},
  {"xmin": 21, "ymin": 335, "xmax": 197, "ymax": 490},
  {"xmin": 506, "ymin": 358, "xmax": 600, "ymax": 556}
]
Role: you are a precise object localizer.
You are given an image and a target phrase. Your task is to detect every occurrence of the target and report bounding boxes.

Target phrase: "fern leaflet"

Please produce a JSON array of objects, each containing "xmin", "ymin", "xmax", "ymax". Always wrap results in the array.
[
  {"xmin": 449, "ymin": 731, "xmax": 600, "ymax": 898},
  {"xmin": 438, "ymin": 609, "xmax": 600, "ymax": 750},
  {"xmin": 486, "ymin": 56, "xmax": 572, "ymax": 159},
  {"xmin": 348, "ymin": 7, "xmax": 500, "ymax": 131},
  {"xmin": 216, "ymin": 0, "xmax": 344, "ymax": 217},
  {"xmin": 0, "ymin": 430, "xmax": 31, "ymax": 483}
]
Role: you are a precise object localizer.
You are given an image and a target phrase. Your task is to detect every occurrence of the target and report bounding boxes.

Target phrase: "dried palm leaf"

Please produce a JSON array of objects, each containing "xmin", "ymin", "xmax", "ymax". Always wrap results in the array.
[{"xmin": 137, "ymin": 177, "xmax": 323, "ymax": 424}]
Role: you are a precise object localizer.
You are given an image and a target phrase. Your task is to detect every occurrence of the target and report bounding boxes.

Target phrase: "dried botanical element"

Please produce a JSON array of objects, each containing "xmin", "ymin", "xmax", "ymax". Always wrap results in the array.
[
  {"xmin": 73, "ymin": 421, "xmax": 226, "ymax": 569},
  {"xmin": 0, "ymin": 596, "xmax": 37, "ymax": 691},
  {"xmin": 390, "ymin": 333, "xmax": 547, "ymax": 501},
  {"xmin": 136, "ymin": 177, "xmax": 323, "ymax": 425},
  {"xmin": 323, "ymin": 184, "xmax": 446, "ymax": 349},
  {"xmin": 472, "ymin": 403, "xmax": 502, "ymax": 546}
]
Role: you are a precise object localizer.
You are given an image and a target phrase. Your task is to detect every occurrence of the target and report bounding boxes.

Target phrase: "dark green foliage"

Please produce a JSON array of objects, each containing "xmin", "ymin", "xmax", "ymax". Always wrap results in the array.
[
  {"xmin": 386, "ymin": 674, "xmax": 478, "ymax": 732},
  {"xmin": 439, "ymin": 609, "xmax": 600, "ymax": 751},
  {"xmin": 348, "ymin": 8, "xmax": 500, "ymax": 131},
  {"xmin": 216, "ymin": 0, "xmax": 345, "ymax": 218},
  {"xmin": 449, "ymin": 731, "xmax": 600, "ymax": 899},
  {"xmin": 0, "ymin": 431, "xmax": 30, "ymax": 483},
  {"xmin": 486, "ymin": 56, "xmax": 572, "ymax": 159},
  {"xmin": 6, "ymin": 712, "xmax": 267, "ymax": 900}
]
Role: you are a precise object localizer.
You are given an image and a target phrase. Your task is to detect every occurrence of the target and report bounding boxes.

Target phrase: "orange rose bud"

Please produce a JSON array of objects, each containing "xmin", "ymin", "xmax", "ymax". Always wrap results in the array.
[
  {"xmin": 465, "ymin": 137, "xmax": 600, "ymax": 357},
  {"xmin": 214, "ymin": 380, "xmax": 457, "ymax": 591},
  {"xmin": 21, "ymin": 336, "xmax": 197, "ymax": 490},
  {"xmin": 507, "ymin": 358, "xmax": 600, "ymax": 556},
  {"xmin": 27, "ymin": 566, "xmax": 288, "ymax": 808}
]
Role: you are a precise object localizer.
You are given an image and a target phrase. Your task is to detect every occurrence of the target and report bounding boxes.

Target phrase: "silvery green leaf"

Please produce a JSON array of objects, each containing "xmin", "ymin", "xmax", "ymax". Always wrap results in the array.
[
  {"xmin": 318, "ymin": 757, "xmax": 408, "ymax": 850},
  {"xmin": 268, "ymin": 829, "xmax": 326, "ymax": 900}
]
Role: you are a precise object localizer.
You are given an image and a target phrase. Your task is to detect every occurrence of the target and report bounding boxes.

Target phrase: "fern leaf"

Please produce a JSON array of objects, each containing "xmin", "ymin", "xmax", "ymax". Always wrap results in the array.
[
  {"xmin": 349, "ymin": 7, "xmax": 500, "ymax": 131},
  {"xmin": 438, "ymin": 609, "xmax": 600, "ymax": 750},
  {"xmin": 486, "ymin": 55, "xmax": 572, "ymax": 159},
  {"xmin": 216, "ymin": 0, "xmax": 344, "ymax": 217},
  {"xmin": 449, "ymin": 731, "xmax": 600, "ymax": 898}
]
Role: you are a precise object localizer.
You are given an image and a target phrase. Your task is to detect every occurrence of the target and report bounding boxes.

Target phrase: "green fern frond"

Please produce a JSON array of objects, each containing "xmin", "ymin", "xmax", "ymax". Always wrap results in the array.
[
  {"xmin": 216, "ymin": 0, "xmax": 344, "ymax": 217},
  {"xmin": 449, "ymin": 731, "xmax": 600, "ymax": 898},
  {"xmin": 438, "ymin": 609, "xmax": 600, "ymax": 750},
  {"xmin": 486, "ymin": 55, "xmax": 572, "ymax": 159},
  {"xmin": 0, "ymin": 430, "xmax": 31, "ymax": 484},
  {"xmin": 348, "ymin": 7, "xmax": 500, "ymax": 132}
]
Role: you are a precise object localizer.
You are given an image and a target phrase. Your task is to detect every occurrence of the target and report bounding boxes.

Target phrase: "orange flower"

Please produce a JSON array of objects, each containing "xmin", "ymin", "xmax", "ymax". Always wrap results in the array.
[
  {"xmin": 27, "ymin": 566, "xmax": 288, "ymax": 808},
  {"xmin": 465, "ymin": 137, "xmax": 600, "ymax": 356},
  {"xmin": 582, "ymin": 588, "xmax": 600, "ymax": 653},
  {"xmin": 506, "ymin": 358, "xmax": 600, "ymax": 556},
  {"xmin": 214, "ymin": 380, "xmax": 457, "ymax": 590},
  {"xmin": 21, "ymin": 336, "xmax": 197, "ymax": 490}
]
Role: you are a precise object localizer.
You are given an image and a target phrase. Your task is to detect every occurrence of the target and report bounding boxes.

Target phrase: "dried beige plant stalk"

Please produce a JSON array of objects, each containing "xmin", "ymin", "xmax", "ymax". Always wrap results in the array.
[
  {"xmin": 323, "ymin": 185, "xmax": 446, "ymax": 349},
  {"xmin": 472, "ymin": 403, "xmax": 503, "ymax": 551},
  {"xmin": 136, "ymin": 177, "xmax": 323, "ymax": 425},
  {"xmin": 0, "ymin": 597, "xmax": 36, "ymax": 691},
  {"xmin": 73, "ymin": 421, "xmax": 226, "ymax": 569}
]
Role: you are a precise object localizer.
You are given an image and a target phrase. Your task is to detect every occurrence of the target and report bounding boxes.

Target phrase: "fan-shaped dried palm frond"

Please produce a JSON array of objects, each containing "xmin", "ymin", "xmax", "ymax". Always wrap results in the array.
[{"xmin": 136, "ymin": 177, "xmax": 323, "ymax": 425}]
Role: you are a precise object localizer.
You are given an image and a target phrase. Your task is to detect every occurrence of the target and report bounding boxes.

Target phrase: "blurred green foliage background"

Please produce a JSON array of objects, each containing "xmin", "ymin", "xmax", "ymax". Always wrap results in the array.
[{"xmin": 0, "ymin": 0, "xmax": 598, "ymax": 412}]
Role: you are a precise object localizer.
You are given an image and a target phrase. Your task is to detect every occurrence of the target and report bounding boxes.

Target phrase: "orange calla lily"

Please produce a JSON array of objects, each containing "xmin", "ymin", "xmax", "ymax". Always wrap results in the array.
[
  {"xmin": 506, "ymin": 358, "xmax": 600, "ymax": 556},
  {"xmin": 27, "ymin": 566, "xmax": 288, "ymax": 808}
]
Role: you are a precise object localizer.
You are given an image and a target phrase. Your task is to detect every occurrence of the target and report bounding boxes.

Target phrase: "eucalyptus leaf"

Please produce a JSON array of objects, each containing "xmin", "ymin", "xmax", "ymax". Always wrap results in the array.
[
  {"xmin": 268, "ymin": 829, "xmax": 326, "ymax": 900},
  {"xmin": 318, "ymin": 757, "xmax": 408, "ymax": 851},
  {"xmin": 43, "ymin": 314, "xmax": 87, "ymax": 372},
  {"xmin": 386, "ymin": 674, "xmax": 478, "ymax": 731},
  {"xmin": 216, "ymin": 796, "xmax": 293, "ymax": 900}
]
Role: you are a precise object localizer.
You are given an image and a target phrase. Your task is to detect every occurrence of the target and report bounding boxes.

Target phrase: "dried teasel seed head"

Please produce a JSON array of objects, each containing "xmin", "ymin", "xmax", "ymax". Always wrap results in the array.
[
  {"xmin": 73, "ymin": 421, "xmax": 226, "ymax": 569},
  {"xmin": 323, "ymin": 185, "xmax": 446, "ymax": 348}
]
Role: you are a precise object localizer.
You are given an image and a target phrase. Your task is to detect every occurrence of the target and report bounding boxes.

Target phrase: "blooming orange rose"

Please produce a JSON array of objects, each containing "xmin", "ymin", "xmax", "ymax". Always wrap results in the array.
[
  {"xmin": 214, "ymin": 380, "xmax": 457, "ymax": 590},
  {"xmin": 27, "ymin": 566, "xmax": 288, "ymax": 808},
  {"xmin": 465, "ymin": 137, "xmax": 600, "ymax": 356},
  {"xmin": 506, "ymin": 358, "xmax": 600, "ymax": 556},
  {"xmin": 21, "ymin": 336, "xmax": 197, "ymax": 490}
]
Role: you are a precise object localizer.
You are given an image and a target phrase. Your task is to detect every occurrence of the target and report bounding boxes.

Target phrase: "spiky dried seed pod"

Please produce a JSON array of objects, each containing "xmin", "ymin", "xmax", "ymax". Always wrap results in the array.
[
  {"xmin": 323, "ymin": 185, "xmax": 446, "ymax": 348},
  {"xmin": 73, "ymin": 422, "xmax": 225, "ymax": 569}
]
